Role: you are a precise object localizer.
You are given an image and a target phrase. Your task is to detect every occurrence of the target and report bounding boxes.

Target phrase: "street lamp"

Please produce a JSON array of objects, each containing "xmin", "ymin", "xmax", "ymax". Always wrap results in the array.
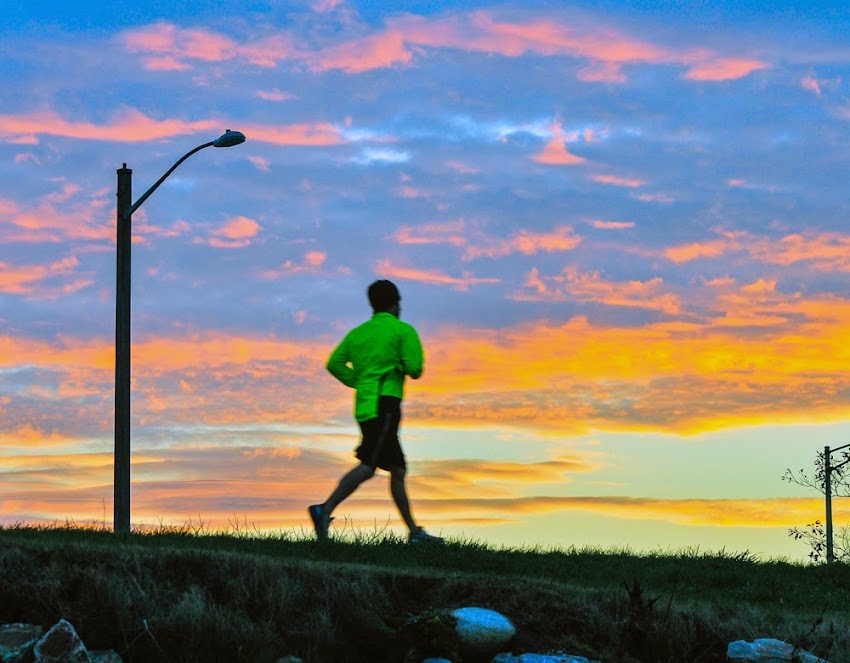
[
  {"xmin": 114, "ymin": 129, "xmax": 246, "ymax": 533},
  {"xmin": 823, "ymin": 443, "xmax": 850, "ymax": 563}
]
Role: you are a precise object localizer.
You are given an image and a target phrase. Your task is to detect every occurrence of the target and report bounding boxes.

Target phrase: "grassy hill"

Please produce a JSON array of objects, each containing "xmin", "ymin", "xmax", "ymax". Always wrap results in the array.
[{"xmin": 0, "ymin": 523, "xmax": 847, "ymax": 662}]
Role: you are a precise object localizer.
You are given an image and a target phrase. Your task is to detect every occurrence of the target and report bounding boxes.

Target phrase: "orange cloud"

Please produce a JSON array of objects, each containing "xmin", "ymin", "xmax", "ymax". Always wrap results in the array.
[
  {"xmin": 393, "ymin": 220, "xmax": 582, "ymax": 260},
  {"xmin": 207, "ymin": 216, "xmax": 262, "ymax": 249},
  {"xmin": 665, "ymin": 239, "xmax": 730, "ymax": 263},
  {"xmin": 516, "ymin": 267, "xmax": 681, "ymax": 315},
  {"xmin": 260, "ymin": 250, "xmax": 328, "ymax": 278},
  {"xmin": 532, "ymin": 121, "xmax": 585, "ymax": 165},
  {"xmin": 0, "ymin": 256, "xmax": 87, "ymax": 297}
]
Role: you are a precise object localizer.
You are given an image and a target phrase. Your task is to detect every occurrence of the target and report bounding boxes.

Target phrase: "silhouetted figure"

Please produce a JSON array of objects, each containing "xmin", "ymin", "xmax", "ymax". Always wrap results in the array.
[{"xmin": 309, "ymin": 280, "xmax": 443, "ymax": 544}]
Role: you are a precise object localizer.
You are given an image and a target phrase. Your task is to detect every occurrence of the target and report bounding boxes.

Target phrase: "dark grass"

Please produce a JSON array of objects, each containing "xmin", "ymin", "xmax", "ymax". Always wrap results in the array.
[{"xmin": 0, "ymin": 522, "xmax": 847, "ymax": 662}]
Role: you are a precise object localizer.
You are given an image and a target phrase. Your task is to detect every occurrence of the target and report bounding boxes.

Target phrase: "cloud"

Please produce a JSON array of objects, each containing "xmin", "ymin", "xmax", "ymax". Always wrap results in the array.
[
  {"xmin": 0, "ymin": 108, "xmax": 219, "ymax": 143},
  {"xmin": 516, "ymin": 267, "xmax": 681, "ymax": 315},
  {"xmin": 312, "ymin": 31, "xmax": 412, "ymax": 73},
  {"xmin": 375, "ymin": 259, "xmax": 500, "ymax": 290},
  {"xmin": 0, "ymin": 256, "xmax": 91, "ymax": 298},
  {"xmin": 206, "ymin": 216, "xmax": 262, "ymax": 249},
  {"xmin": 255, "ymin": 88, "xmax": 297, "ymax": 102},
  {"xmin": 532, "ymin": 121, "xmax": 585, "ymax": 165},
  {"xmin": 260, "ymin": 250, "xmax": 328, "ymax": 278},
  {"xmin": 591, "ymin": 174, "xmax": 644, "ymax": 188},
  {"xmin": 393, "ymin": 220, "xmax": 583, "ymax": 260},
  {"xmin": 118, "ymin": 11, "xmax": 769, "ymax": 84},
  {"xmin": 591, "ymin": 220, "xmax": 635, "ymax": 230},
  {"xmin": 683, "ymin": 57, "xmax": 768, "ymax": 81},
  {"xmin": 247, "ymin": 156, "xmax": 271, "ymax": 172},
  {"xmin": 352, "ymin": 148, "xmax": 411, "ymax": 165},
  {"xmin": 800, "ymin": 73, "xmax": 840, "ymax": 96}
]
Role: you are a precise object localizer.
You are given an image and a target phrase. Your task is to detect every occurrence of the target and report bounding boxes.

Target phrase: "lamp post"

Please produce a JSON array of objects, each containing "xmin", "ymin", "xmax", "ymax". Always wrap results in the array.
[
  {"xmin": 114, "ymin": 130, "xmax": 246, "ymax": 533},
  {"xmin": 824, "ymin": 442, "xmax": 850, "ymax": 563}
]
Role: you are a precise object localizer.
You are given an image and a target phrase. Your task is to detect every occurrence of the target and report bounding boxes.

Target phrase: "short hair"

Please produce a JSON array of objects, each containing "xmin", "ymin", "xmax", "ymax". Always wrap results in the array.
[{"xmin": 367, "ymin": 279, "xmax": 401, "ymax": 312}]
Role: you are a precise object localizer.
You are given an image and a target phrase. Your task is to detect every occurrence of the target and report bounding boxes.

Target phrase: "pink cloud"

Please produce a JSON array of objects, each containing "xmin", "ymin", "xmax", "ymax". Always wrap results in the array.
[
  {"xmin": 255, "ymin": 88, "xmax": 297, "ymax": 102},
  {"xmin": 577, "ymin": 61, "xmax": 625, "ymax": 82},
  {"xmin": 532, "ymin": 121, "xmax": 585, "ymax": 165},
  {"xmin": 118, "ymin": 13, "xmax": 768, "ymax": 84},
  {"xmin": 633, "ymin": 192, "xmax": 675, "ymax": 203},
  {"xmin": 800, "ymin": 73, "xmax": 840, "ymax": 96},
  {"xmin": 312, "ymin": 30, "xmax": 412, "ymax": 72},
  {"xmin": 240, "ymin": 122, "xmax": 343, "ymax": 146},
  {"xmin": 311, "ymin": 0, "xmax": 345, "ymax": 11},
  {"xmin": 375, "ymin": 259, "xmax": 500, "ymax": 290},
  {"xmin": 122, "ymin": 23, "xmax": 238, "ymax": 66},
  {"xmin": 0, "ymin": 108, "xmax": 219, "ymax": 143},
  {"xmin": 592, "ymin": 220, "xmax": 634, "ymax": 230},
  {"xmin": 684, "ymin": 57, "xmax": 768, "ymax": 81},
  {"xmin": 247, "ymin": 156, "xmax": 271, "ymax": 172},
  {"xmin": 591, "ymin": 173, "xmax": 644, "ymax": 188}
]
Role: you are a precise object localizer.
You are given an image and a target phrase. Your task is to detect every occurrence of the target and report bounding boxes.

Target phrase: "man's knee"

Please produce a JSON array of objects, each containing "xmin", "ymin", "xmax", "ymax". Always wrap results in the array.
[
  {"xmin": 389, "ymin": 466, "xmax": 406, "ymax": 481},
  {"xmin": 358, "ymin": 463, "xmax": 377, "ymax": 479}
]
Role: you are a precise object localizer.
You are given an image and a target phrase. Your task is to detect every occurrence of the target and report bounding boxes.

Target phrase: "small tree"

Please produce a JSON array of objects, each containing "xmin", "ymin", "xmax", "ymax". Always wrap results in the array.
[{"xmin": 782, "ymin": 447, "xmax": 850, "ymax": 563}]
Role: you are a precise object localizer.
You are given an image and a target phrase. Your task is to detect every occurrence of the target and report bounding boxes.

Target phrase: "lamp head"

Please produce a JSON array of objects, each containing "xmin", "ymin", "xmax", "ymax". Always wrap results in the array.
[{"xmin": 213, "ymin": 129, "xmax": 246, "ymax": 148}]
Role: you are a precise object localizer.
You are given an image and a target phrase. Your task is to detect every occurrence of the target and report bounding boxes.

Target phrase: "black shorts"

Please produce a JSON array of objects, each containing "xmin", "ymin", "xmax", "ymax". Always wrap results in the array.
[{"xmin": 355, "ymin": 396, "xmax": 405, "ymax": 471}]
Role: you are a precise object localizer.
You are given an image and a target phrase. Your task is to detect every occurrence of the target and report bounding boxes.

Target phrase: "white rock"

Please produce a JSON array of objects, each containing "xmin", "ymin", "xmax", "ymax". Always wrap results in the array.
[
  {"xmin": 492, "ymin": 653, "xmax": 601, "ymax": 663},
  {"xmin": 727, "ymin": 638, "xmax": 827, "ymax": 663},
  {"xmin": 450, "ymin": 607, "xmax": 515, "ymax": 658}
]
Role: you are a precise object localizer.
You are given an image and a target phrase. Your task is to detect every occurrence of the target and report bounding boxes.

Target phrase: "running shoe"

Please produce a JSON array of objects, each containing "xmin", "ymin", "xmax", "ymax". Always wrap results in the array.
[
  {"xmin": 409, "ymin": 528, "xmax": 444, "ymax": 544},
  {"xmin": 308, "ymin": 504, "xmax": 333, "ymax": 540}
]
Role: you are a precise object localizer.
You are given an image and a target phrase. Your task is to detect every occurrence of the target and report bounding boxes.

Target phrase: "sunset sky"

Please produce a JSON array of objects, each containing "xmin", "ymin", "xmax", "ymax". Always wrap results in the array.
[{"xmin": 2, "ymin": 1, "xmax": 850, "ymax": 559}]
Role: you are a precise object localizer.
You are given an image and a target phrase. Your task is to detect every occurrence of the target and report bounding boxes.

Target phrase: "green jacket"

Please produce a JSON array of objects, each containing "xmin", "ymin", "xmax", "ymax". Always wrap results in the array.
[{"xmin": 326, "ymin": 312, "xmax": 424, "ymax": 421}]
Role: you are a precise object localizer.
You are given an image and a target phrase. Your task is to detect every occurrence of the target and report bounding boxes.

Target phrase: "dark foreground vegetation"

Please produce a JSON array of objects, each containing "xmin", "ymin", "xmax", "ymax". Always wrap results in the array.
[{"xmin": 0, "ymin": 523, "xmax": 847, "ymax": 662}]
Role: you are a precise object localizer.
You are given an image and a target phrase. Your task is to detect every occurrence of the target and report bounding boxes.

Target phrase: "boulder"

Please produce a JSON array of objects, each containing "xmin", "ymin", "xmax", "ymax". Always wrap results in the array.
[
  {"xmin": 89, "ymin": 652, "xmax": 123, "ymax": 662},
  {"xmin": 33, "ymin": 619, "xmax": 89, "ymax": 663},
  {"xmin": 492, "ymin": 653, "xmax": 601, "ymax": 663},
  {"xmin": 727, "ymin": 638, "xmax": 827, "ymax": 663},
  {"xmin": 451, "ymin": 607, "xmax": 515, "ymax": 660},
  {"xmin": 0, "ymin": 623, "xmax": 45, "ymax": 663}
]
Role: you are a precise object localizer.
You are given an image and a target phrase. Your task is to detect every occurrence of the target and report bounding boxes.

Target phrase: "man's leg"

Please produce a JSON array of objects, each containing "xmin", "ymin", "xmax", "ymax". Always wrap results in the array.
[
  {"xmin": 323, "ymin": 462, "xmax": 375, "ymax": 516},
  {"xmin": 388, "ymin": 465, "xmax": 418, "ymax": 533}
]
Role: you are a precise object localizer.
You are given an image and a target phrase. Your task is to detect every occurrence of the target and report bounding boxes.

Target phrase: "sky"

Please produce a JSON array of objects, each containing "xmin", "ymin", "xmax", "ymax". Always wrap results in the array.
[{"xmin": 2, "ymin": 0, "xmax": 850, "ymax": 560}]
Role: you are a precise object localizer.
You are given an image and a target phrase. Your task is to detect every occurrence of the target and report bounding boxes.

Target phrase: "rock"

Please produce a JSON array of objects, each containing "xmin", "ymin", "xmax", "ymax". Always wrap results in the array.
[
  {"xmin": 33, "ymin": 619, "xmax": 90, "ymax": 663},
  {"xmin": 0, "ymin": 623, "xmax": 45, "ymax": 663},
  {"xmin": 451, "ymin": 607, "xmax": 515, "ymax": 660},
  {"xmin": 275, "ymin": 657, "xmax": 304, "ymax": 663},
  {"xmin": 727, "ymin": 638, "xmax": 827, "ymax": 663},
  {"xmin": 492, "ymin": 653, "xmax": 601, "ymax": 663},
  {"xmin": 89, "ymin": 652, "xmax": 123, "ymax": 662},
  {"xmin": 421, "ymin": 659, "xmax": 453, "ymax": 663}
]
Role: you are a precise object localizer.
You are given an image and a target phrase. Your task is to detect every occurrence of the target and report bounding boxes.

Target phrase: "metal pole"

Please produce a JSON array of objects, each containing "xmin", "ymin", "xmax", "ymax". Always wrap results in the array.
[
  {"xmin": 114, "ymin": 164, "xmax": 132, "ymax": 533},
  {"xmin": 825, "ymin": 445, "xmax": 833, "ymax": 564}
]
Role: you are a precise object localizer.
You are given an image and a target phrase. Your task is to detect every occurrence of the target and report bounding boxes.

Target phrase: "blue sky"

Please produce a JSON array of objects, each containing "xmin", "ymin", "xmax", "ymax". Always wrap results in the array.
[{"xmin": 1, "ymin": 0, "xmax": 850, "ymax": 558}]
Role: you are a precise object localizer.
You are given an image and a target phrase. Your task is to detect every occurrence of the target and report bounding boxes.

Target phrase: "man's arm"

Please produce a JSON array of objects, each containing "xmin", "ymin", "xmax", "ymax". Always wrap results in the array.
[
  {"xmin": 326, "ymin": 336, "xmax": 356, "ymax": 388},
  {"xmin": 401, "ymin": 326, "xmax": 424, "ymax": 379}
]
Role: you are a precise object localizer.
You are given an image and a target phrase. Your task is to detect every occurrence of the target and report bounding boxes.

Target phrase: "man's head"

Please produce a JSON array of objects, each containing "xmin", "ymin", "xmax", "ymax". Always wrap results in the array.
[{"xmin": 368, "ymin": 279, "xmax": 401, "ymax": 315}]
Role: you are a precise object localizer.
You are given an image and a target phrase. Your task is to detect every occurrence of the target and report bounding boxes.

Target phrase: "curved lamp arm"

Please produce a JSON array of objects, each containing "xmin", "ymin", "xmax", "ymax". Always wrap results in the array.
[{"xmin": 124, "ymin": 129, "xmax": 246, "ymax": 219}]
